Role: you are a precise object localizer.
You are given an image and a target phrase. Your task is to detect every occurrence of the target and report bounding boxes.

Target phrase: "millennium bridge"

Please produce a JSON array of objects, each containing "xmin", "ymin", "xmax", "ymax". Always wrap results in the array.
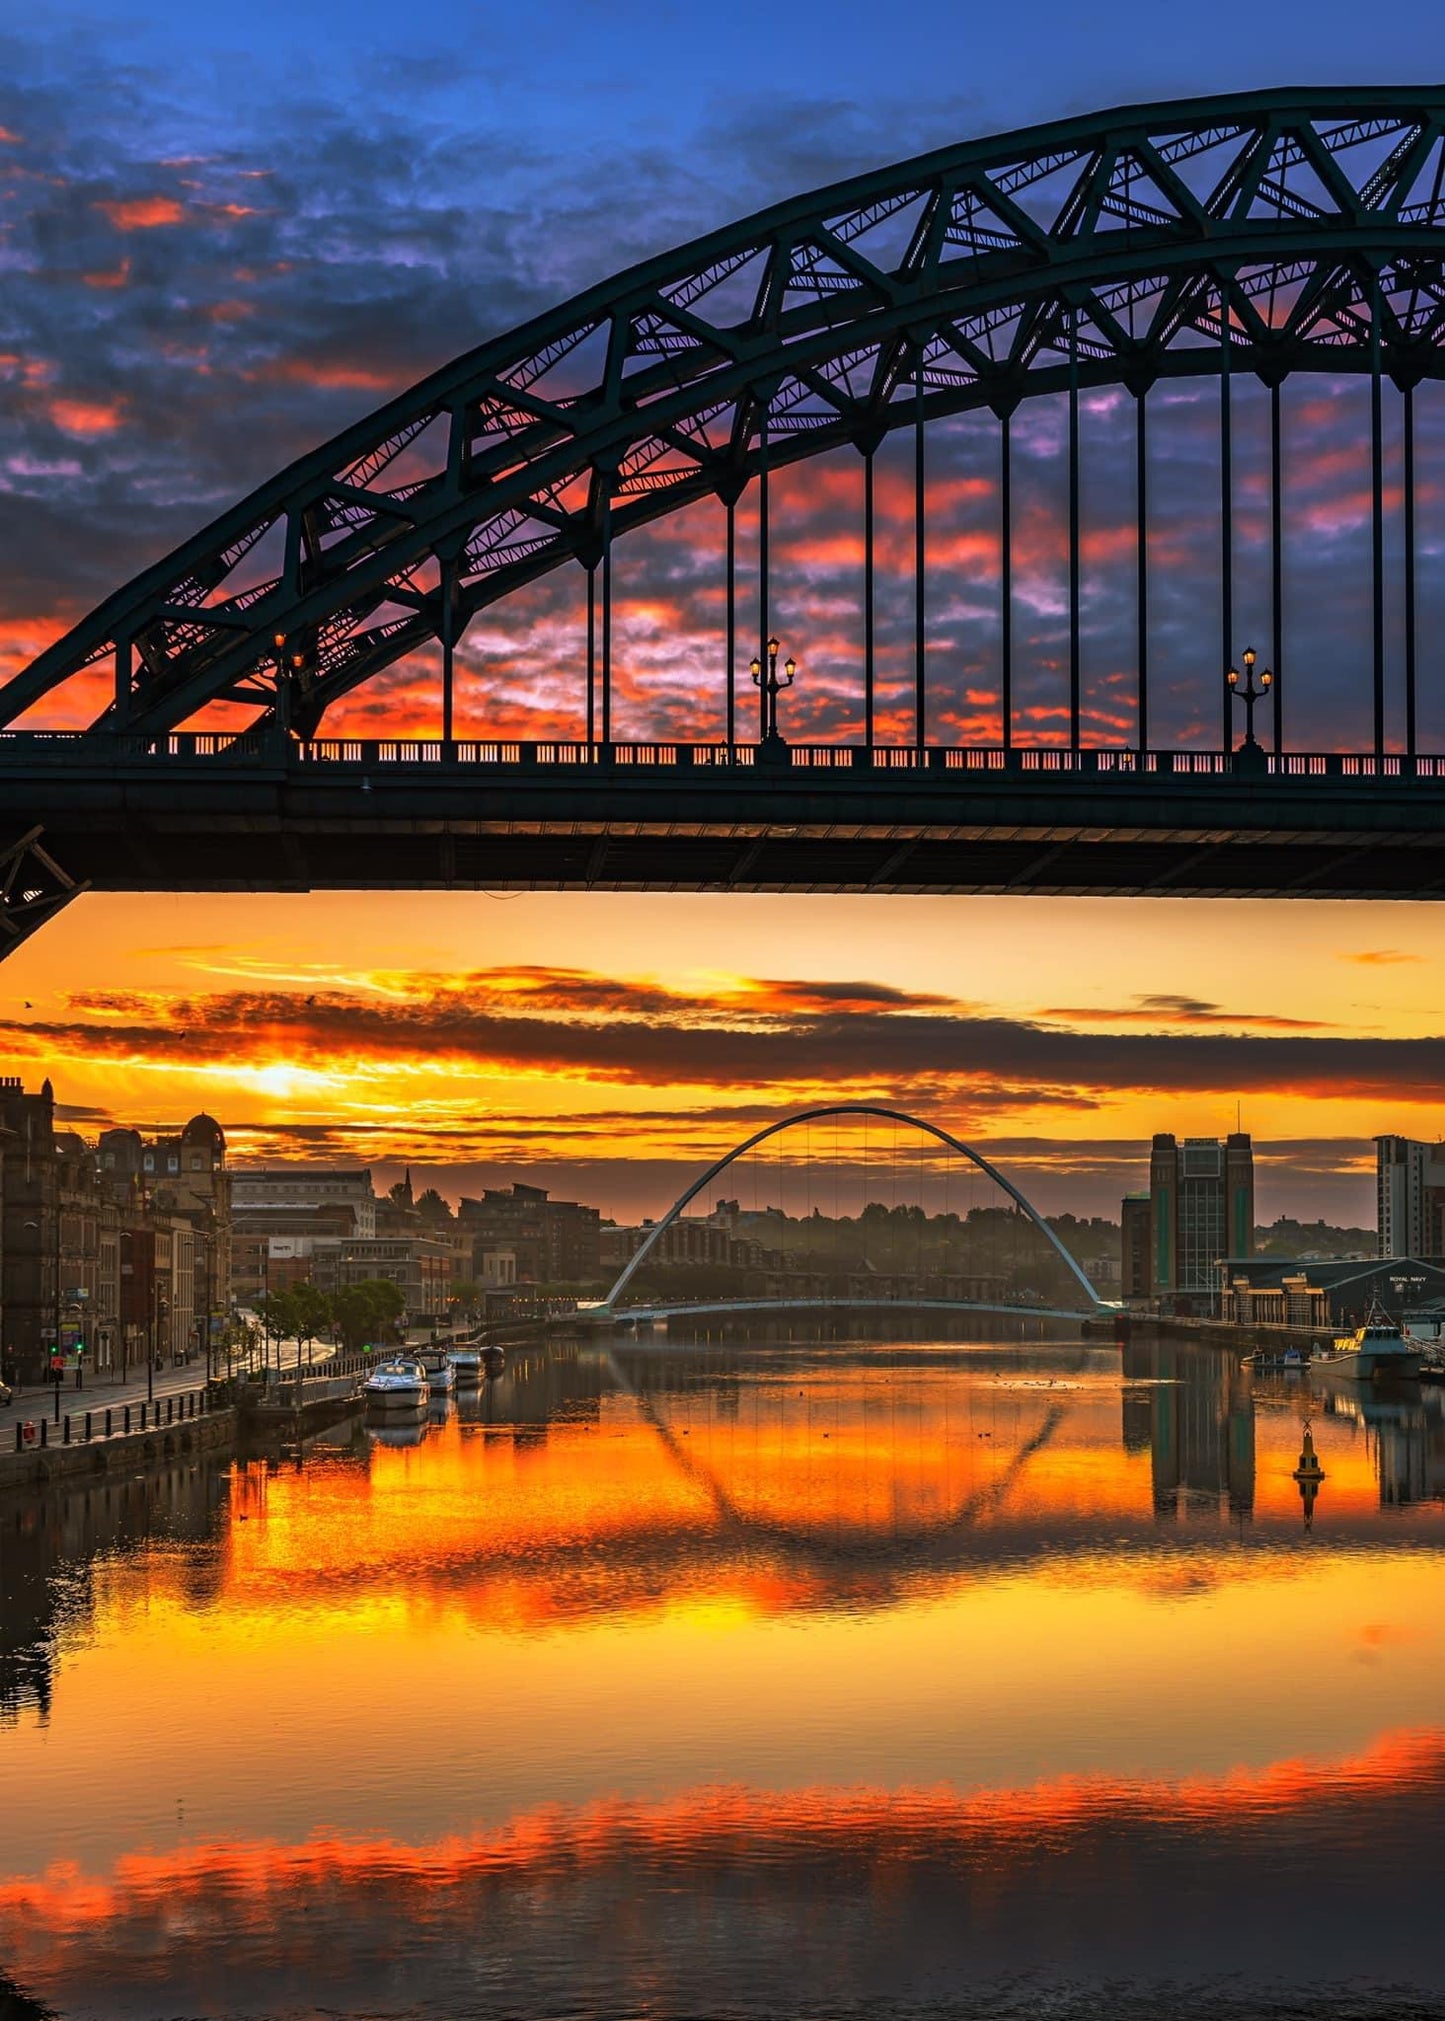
[
  {"xmin": 6, "ymin": 86, "xmax": 1445, "ymax": 950},
  {"xmin": 591, "ymin": 1105, "xmax": 1105, "ymax": 1329}
]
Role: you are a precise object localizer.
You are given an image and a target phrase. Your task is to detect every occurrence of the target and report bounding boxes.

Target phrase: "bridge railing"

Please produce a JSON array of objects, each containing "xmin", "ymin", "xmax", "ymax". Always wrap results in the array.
[{"xmin": 5, "ymin": 731, "xmax": 1445, "ymax": 780}]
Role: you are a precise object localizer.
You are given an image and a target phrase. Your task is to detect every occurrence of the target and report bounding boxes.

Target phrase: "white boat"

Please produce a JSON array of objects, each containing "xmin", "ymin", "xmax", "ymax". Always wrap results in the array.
[
  {"xmin": 448, "ymin": 1345, "xmax": 483, "ymax": 1383},
  {"xmin": 1312, "ymin": 1306, "xmax": 1423, "ymax": 1382},
  {"xmin": 363, "ymin": 1355, "xmax": 428, "ymax": 1408},
  {"xmin": 417, "ymin": 1344, "xmax": 456, "ymax": 1394},
  {"xmin": 367, "ymin": 1416, "xmax": 428, "ymax": 1448}
]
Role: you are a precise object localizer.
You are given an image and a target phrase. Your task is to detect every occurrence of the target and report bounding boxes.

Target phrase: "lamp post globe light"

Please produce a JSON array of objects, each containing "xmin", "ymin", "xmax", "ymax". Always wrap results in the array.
[
  {"xmin": 749, "ymin": 636, "xmax": 797, "ymax": 751},
  {"xmin": 1226, "ymin": 647, "xmax": 1273, "ymax": 772}
]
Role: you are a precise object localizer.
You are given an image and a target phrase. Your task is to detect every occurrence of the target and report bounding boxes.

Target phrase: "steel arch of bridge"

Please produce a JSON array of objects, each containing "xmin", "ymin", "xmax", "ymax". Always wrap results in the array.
[
  {"xmin": 600, "ymin": 1104, "xmax": 1103, "ymax": 1315},
  {"xmin": 9, "ymin": 85, "xmax": 1445, "ymax": 749}
]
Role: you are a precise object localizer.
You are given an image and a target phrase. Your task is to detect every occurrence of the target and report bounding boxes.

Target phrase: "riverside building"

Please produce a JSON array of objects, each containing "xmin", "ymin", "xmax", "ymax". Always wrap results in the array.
[
  {"xmin": 1148, "ymin": 1133, "xmax": 1254, "ymax": 1308},
  {"xmin": 1375, "ymin": 1135, "xmax": 1445, "ymax": 1258}
]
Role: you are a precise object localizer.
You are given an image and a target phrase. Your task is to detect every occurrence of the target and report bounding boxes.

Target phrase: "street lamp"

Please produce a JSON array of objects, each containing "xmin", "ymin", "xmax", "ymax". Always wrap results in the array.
[
  {"xmin": 749, "ymin": 636, "xmax": 797, "ymax": 748},
  {"xmin": 1227, "ymin": 647, "xmax": 1273, "ymax": 754}
]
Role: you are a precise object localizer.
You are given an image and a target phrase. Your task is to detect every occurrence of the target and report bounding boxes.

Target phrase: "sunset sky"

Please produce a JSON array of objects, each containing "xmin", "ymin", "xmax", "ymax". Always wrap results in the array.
[{"xmin": 4, "ymin": 3, "xmax": 1445, "ymax": 1222}]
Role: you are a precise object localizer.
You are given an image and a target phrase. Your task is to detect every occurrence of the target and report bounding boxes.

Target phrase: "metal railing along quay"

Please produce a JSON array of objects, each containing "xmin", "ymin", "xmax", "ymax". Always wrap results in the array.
[{"xmin": 11, "ymin": 1384, "xmax": 216, "ymax": 1455}]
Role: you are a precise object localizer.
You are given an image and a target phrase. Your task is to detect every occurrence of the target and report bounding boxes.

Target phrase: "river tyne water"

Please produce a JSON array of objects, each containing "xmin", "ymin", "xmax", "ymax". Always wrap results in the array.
[{"xmin": 4, "ymin": 1325, "xmax": 1445, "ymax": 2021}]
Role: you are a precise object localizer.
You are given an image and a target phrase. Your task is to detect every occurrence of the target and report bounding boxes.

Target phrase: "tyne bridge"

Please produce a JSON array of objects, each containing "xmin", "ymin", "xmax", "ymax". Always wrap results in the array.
[{"xmin": 5, "ymin": 85, "xmax": 1445, "ymax": 950}]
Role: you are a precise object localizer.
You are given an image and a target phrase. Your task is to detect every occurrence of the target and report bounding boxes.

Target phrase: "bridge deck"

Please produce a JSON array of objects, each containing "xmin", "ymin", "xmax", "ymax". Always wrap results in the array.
[
  {"xmin": 604, "ymin": 1297, "xmax": 1102, "ymax": 1325},
  {"xmin": 6, "ymin": 739, "xmax": 1445, "ymax": 901}
]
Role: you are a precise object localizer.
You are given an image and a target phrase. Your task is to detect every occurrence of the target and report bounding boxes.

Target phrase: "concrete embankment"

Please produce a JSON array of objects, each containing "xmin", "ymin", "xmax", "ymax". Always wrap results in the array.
[
  {"xmin": 1084, "ymin": 1313, "xmax": 1336, "ymax": 1354},
  {"xmin": 0, "ymin": 1389, "xmax": 234, "ymax": 1493}
]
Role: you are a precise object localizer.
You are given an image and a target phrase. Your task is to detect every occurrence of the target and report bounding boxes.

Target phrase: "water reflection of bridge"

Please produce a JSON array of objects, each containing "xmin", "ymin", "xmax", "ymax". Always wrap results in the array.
[{"xmin": 7, "ymin": 1338, "xmax": 1445, "ymax": 1726}]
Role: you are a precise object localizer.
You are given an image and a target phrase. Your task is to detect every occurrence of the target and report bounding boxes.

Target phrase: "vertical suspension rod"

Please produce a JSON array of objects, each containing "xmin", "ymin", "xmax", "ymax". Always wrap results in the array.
[
  {"xmin": 1404, "ymin": 379, "xmax": 1417, "ymax": 760},
  {"xmin": 601, "ymin": 488, "xmax": 613, "ymax": 748},
  {"xmin": 725, "ymin": 494, "xmax": 736, "ymax": 752},
  {"xmin": 1068, "ymin": 309, "xmax": 1081, "ymax": 748},
  {"xmin": 585, "ymin": 561, "xmax": 596, "ymax": 748},
  {"xmin": 915, "ymin": 348, "xmax": 926, "ymax": 751},
  {"xmin": 1220, "ymin": 299, "xmax": 1233, "ymax": 751},
  {"xmin": 1371, "ymin": 282, "xmax": 1386, "ymax": 761},
  {"xmin": 864, "ymin": 443, "xmax": 876, "ymax": 748},
  {"xmin": 1000, "ymin": 409, "xmax": 1012, "ymax": 752},
  {"xmin": 1271, "ymin": 379, "xmax": 1283, "ymax": 758},
  {"xmin": 758, "ymin": 401, "xmax": 770, "ymax": 743},
  {"xmin": 440, "ymin": 554, "xmax": 455, "ymax": 746},
  {"xmin": 1135, "ymin": 388, "xmax": 1148, "ymax": 755}
]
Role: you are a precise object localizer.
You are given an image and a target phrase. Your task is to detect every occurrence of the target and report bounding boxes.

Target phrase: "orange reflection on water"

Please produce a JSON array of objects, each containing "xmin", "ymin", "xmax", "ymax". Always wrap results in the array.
[{"xmin": 3, "ymin": 1722, "xmax": 1440, "ymax": 1959}]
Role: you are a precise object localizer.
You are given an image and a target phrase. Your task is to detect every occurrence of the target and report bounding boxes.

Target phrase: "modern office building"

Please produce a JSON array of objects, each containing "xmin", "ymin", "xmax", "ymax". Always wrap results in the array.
[
  {"xmin": 1149, "ymin": 1132, "xmax": 1254, "ymax": 1302},
  {"xmin": 1120, "ymin": 1193, "xmax": 1152, "ymax": 1301},
  {"xmin": 1375, "ymin": 1135, "xmax": 1445, "ymax": 1258}
]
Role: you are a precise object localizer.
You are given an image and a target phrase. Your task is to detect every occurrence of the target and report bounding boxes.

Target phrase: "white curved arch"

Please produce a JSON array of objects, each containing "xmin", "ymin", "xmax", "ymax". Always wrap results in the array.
[{"xmin": 602, "ymin": 1105, "xmax": 1101, "ymax": 1313}]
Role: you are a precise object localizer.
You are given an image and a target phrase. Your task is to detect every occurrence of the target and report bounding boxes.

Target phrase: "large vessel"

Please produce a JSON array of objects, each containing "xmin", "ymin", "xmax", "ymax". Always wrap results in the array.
[
  {"xmin": 363, "ymin": 1355, "xmax": 429, "ymax": 1408},
  {"xmin": 1311, "ymin": 1307, "xmax": 1423, "ymax": 1382}
]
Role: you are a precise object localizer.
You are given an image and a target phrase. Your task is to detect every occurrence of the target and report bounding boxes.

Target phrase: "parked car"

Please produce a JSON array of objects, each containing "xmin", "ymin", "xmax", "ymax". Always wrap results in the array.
[{"xmin": 0, "ymin": 1378, "xmax": 12, "ymax": 1408}]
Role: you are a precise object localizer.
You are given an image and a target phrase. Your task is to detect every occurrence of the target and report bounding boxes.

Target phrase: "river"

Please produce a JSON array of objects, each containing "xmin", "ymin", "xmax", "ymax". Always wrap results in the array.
[{"xmin": 3, "ymin": 1327, "xmax": 1445, "ymax": 2019}]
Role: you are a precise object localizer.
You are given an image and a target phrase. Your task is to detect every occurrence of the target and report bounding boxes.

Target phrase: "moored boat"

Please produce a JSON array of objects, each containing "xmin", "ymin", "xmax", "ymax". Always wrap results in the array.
[
  {"xmin": 363, "ymin": 1355, "xmax": 428, "ymax": 1408},
  {"xmin": 449, "ymin": 1345, "xmax": 483, "ymax": 1383},
  {"xmin": 417, "ymin": 1344, "xmax": 456, "ymax": 1394},
  {"xmin": 481, "ymin": 1344, "xmax": 506, "ymax": 1379},
  {"xmin": 1242, "ymin": 1345, "xmax": 1309, "ymax": 1371},
  {"xmin": 1311, "ymin": 1305, "xmax": 1422, "ymax": 1382}
]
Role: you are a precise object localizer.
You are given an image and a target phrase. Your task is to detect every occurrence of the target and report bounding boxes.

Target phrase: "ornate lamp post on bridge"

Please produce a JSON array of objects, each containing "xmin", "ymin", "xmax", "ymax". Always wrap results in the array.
[
  {"xmin": 749, "ymin": 637, "xmax": 797, "ymax": 759},
  {"xmin": 1227, "ymin": 648, "xmax": 1273, "ymax": 776}
]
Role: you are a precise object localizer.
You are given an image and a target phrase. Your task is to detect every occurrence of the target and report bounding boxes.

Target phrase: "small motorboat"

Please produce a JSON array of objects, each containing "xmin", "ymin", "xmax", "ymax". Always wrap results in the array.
[
  {"xmin": 417, "ymin": 1343, "xmax": 456, "ymax": 1394},
  {"xmin": 1311, "ymin": 1303, "xmax": 1423, "ymax": 1382},
  {"xmin": 1242, "ymin": 1345, "xmax": 1309, "ymax": 1372},
  {"xmin": 363, "ymin": 1355, "xmax": 428, "ymax": 1409},
  {"xmin": 481, "ymin": 1344, "xmax": 506, "ymax": 1379},
  {"xmin": 449, "ymin": 1345, "xmax": 483, "ymax": 1384}
]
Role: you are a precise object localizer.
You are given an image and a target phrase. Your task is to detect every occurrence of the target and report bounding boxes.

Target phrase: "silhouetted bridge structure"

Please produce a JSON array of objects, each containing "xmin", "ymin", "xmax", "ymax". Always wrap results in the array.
[
  {"xmin": 595, "ymin": 1104, "xmax": 1108, "ymax": 1326},
  {"xmin": 605, "ymin": 1296, "xmax": 1094, "ymax": 1329},
  {"xmin": 6, "ymin": 86, "xmax": 1445, "ymax": 948}
]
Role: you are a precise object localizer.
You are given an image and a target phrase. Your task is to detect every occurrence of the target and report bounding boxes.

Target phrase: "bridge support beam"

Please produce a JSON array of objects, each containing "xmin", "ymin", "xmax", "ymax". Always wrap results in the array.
[{"xmin": 0, "ymin": 828, "xmax": 87, "ymax": 958}]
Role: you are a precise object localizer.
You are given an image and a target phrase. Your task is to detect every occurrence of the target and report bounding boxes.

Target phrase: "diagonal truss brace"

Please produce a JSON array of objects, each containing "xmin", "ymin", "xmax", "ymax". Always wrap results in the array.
[{"xmin": 0, "ymin": 828, "xmax": 88, "ymax": 961}]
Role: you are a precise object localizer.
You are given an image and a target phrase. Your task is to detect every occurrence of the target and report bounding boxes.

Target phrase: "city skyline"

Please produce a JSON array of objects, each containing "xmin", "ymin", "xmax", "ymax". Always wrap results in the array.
[{"xmin": 0, "ymin": 900, "xmax": 1436, "ymax": 1223}]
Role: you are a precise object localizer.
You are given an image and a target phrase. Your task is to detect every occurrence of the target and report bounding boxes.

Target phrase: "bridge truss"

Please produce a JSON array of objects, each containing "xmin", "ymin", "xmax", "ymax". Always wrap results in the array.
[{"xmin": 5, "ymin": 87, "xmax": 1445, "ymax": 936}]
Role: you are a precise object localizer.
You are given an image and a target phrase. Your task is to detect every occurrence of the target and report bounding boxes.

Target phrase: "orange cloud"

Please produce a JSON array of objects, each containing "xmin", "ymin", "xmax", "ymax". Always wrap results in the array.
[
  {"xmin": 47, "ymin": 396, "xmax": 124, "ymax": 437},
  {"xmin": 247, "ymin": 357, "xmax": 397, "ymax": 392},
  {"xmin": 0, "ymin": 352, "xmax": 53, "ymax": 388},
  {"xmin": 95, "ymin": 195, "xmax": 186, "ymax": 229},
  {"xmin": 1342, "ymin": 950, "xmax": 1423, "ymax": 967},
  {"xmin": 81, "ymin": 258, "xmax": 132, "ymax": 290}
]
